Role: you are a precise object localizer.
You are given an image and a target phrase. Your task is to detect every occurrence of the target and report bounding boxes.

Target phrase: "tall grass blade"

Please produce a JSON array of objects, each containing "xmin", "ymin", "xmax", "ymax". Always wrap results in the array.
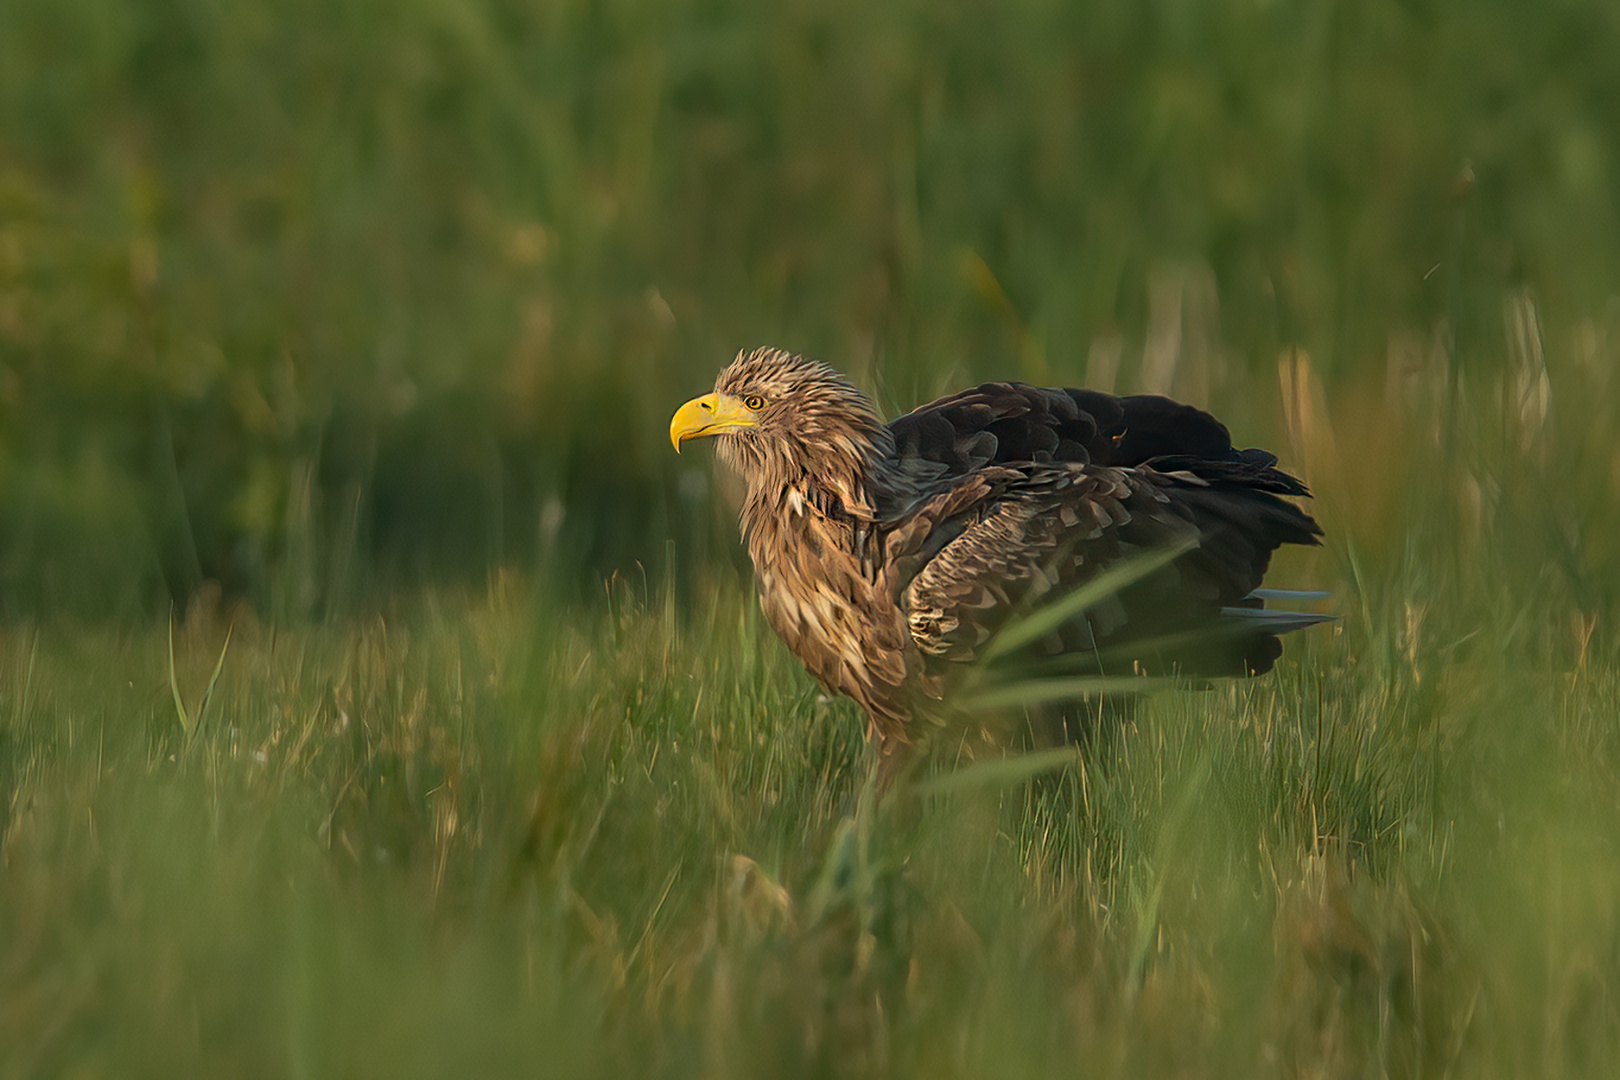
[
  {"xmin": 982, "ymin": 536, "xmax": 1199, "ymax": 662},
  {"xmin": 909, "ymin": 747, "xmax": 1079, "ymax": 797},
  {"xmin": 194, "ymin": 624, "xmax": 235, "ymax": 736},
  {"xmin": 962, "ymin": 676, "xmax": 1179, "ymax": 712},
  {"xmin": 167, "ymin": 607, "xmax": 190, "ymax": 734}
]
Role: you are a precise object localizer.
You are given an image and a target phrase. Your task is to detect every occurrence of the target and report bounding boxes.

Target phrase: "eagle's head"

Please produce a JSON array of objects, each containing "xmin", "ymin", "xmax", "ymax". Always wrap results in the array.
[{"xmin": 670, "ymin": 349, "xmax": 892, "ymax": 506}]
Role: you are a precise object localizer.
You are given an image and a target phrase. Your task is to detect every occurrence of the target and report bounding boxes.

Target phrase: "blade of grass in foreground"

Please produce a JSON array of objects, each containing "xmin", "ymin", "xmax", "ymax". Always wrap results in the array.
[
  {"xmin": 167, "ymin": 608, "xmax": 189, "ymax": 734},
  {"xmin": 980, "ymin": 536, "xmax": 1200, "ymax": 663},
  {"xmin": 960, "ymin": 675, "xmax": 1180, "ymax": 712},
  {"xmin": 909, "ymin": 747, "xmax": 1081, "ymax": 797},
  {"xmin": 193, "ymin": 623, "xmax": 234, "ymax": 739}
]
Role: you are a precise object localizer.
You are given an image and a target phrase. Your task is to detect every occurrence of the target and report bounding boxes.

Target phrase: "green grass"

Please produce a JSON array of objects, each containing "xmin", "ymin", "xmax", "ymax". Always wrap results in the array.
[
  {"xmin": 9, "ymin": 398, "xmax": 1618, "ymax": 1080},
  {"xmin": 3, "ymin": 540, "xmax": 1618, "ymax": 1076},
  {"xmin": 3, "ymin": 0, "xmax": 1620, "ymax": 1075}
]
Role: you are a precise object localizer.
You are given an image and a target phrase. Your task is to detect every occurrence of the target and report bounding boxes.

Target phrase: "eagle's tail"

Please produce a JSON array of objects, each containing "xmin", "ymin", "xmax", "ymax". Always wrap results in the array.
[{"xmin": 1220, "ymin": 589, "xmax": 1336, "ymax": 635}]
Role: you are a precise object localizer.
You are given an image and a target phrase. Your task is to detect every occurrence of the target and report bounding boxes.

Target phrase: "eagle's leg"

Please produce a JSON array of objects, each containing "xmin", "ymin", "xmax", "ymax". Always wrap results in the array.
[
  {"xmin": 871, "ymin": 729, "xmax": 912, "ymax": 794},
  {"xmin": 823, "ymin": 726, "xmax": 908, "ymax": 823}
]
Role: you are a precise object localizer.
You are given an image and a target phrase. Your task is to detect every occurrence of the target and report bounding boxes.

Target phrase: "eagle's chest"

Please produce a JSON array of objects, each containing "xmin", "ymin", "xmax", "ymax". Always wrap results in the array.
[{"xmin": 748, "ymin": 511, "xmax": 908, "ymax": 706}]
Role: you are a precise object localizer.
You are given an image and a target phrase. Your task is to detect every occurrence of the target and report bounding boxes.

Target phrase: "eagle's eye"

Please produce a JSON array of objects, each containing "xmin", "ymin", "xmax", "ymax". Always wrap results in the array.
[{"xmin": 742, "ymin": 394, "xmax": 766, "ymax": 411}]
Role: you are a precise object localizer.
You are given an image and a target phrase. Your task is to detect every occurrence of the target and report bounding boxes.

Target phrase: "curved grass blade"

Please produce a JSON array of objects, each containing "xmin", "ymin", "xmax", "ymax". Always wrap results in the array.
[
  {"xmin": 167, "ymin": 608, "xmax": 190, "ymax": 734},
  {"xmin": 194, "ymin": 624, "xmax": 235, "ymax": 736},
  {"xmin": 981, "ymin": 535, "xmax": 1199, "ymax": 663},
  {"xmin": 962, "ymin": 675, "xmax": 1180, "ymax": 712},
  {"xmin": 909, "ymin": 747, "xmax": 1080, "ymax": 798}
]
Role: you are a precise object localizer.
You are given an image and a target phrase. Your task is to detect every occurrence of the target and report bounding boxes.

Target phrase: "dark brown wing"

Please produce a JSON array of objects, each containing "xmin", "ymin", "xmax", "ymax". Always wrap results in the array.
[
  {"xmin": 895, "ymin": 464, "xmax": 1153, "ymax": 663},
  {"xmin": 886, "ymin": 458, "xmax": 1322, "ymax": 681},
  {"xmin": 887, "ymin": 380, "xmax": 1328, "ymax": 680}
]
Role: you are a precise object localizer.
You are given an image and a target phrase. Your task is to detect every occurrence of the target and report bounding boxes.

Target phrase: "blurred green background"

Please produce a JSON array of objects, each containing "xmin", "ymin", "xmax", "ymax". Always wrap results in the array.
[
  {"xmin": 6, "ymin": 4, "xmax": 1620, "ymax": 1078},
  {"xmin": 4, "ymin": 0, "xmax": 1617, "ymax": 619}
]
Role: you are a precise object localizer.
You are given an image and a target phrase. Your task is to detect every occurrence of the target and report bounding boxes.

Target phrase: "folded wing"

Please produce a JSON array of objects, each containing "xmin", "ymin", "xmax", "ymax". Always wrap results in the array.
[{"xmin": 884, "ymin": 382, "xmax": 1324, "ymax": 681}]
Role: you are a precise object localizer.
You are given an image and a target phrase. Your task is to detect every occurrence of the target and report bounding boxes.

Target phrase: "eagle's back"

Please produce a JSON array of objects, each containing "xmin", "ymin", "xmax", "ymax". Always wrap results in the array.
[{"xmin": 888, "ymin": 381, "xmax": 1262, "ymax": 473}]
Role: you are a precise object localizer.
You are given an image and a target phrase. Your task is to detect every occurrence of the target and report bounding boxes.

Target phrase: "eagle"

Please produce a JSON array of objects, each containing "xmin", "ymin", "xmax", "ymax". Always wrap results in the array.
[{"xmin": 670, "ymin": 347, "xmax": 1325, "ymax": 763}]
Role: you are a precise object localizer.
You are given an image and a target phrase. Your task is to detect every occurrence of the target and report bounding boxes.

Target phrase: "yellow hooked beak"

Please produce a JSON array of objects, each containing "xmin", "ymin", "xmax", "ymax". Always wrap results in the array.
[{"xmin": 669, "ymin": 393, "xmax": 758, "ymax": 452}]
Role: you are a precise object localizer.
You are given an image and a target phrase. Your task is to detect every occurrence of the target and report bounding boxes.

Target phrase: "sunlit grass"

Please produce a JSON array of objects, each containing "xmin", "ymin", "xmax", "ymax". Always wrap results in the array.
[{"xmin": 3, "ymin": 510, "xmax": 1618, "ymax": 1077}]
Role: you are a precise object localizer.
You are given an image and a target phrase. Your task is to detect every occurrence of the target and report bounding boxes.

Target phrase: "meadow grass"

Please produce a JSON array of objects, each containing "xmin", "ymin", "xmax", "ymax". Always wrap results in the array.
[
  {"xmin": 3, "ymin": 0, "xmax": 1620, "ymax": 1075},
  {"xmin": 3, "ymin": 481, "xmax": 1618, "ymax": 1078}
]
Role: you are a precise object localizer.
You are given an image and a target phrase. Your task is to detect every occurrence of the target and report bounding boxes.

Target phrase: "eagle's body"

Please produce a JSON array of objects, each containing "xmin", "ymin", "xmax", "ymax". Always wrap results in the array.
[{"xmin": 671, "ymin": 348, "xmax": 1324, "ymax": 754}]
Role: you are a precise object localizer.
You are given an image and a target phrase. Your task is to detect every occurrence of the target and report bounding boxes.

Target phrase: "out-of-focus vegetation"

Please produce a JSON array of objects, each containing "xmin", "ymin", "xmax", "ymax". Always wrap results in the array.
[
  {"xmin": 3, "ymin": 0, "xmax": 1618, "ymax": 616},
  {"xmin": 4, "ymin": 573, "xmax": 1619, "ymax": 1078},
  {"xmin": 3, "ymin": 0, "xmax": 1620, "ymax": 1077}
]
